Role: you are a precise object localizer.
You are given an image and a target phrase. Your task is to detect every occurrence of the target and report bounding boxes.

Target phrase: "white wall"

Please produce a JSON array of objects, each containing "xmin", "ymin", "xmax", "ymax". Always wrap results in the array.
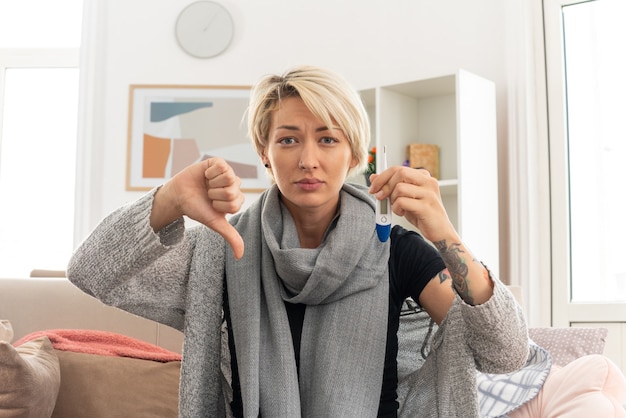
[{"xmin": 77, "ymin": 0, "xmax": 513, "ymax": 279}]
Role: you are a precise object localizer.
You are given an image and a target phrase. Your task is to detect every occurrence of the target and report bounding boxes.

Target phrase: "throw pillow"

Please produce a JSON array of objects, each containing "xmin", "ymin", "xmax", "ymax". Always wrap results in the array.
[
  {"xmin": 51, "ymin": 350, "xmax": 181, "ymax": 418},
  {"xmin": 529, "ymin": 327, "xmax": 608, "ymax": 367},
  {"xmin": 0, "ymin": 336, "xmax": 61, "ymax": 418},
  {"xmin": 0, "ymin": 320, "xmax": 13, "ymax": 343}
]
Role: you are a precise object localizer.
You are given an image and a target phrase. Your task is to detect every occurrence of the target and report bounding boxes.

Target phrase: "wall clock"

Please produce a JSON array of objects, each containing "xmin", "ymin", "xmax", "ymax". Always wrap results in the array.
[{"xmin": 175, "ymin": 1, "xmax": 234, "ymax": 59}]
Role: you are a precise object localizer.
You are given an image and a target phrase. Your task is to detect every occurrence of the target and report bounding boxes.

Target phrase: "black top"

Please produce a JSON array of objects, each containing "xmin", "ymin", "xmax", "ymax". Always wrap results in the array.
[{"xmin": 224, "ymin": 225, "xmax": 446, "ymax": 417}]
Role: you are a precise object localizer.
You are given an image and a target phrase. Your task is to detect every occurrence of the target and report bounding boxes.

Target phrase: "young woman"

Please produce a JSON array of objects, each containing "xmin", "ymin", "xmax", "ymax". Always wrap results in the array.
[{"xmin": 68, "ymin": 65, "xmax": 530, "ymax": 417}]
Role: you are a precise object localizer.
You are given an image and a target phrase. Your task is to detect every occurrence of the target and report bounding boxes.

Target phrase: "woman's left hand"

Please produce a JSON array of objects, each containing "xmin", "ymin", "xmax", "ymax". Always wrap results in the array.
[{"xmin": 368, "ymin": 166, "xmax": 456, "ymax": 244}]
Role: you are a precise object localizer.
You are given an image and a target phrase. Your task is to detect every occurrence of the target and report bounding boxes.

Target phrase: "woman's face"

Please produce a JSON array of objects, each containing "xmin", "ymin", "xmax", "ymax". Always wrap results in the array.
[{"xmin": 263, "ymin": 96, "xmax": 357, "ymax": 216}]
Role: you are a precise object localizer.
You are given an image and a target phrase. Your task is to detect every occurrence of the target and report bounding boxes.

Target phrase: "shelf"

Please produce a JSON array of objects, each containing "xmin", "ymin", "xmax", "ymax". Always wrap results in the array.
[
  {"xmin": 438, "ymin": 178, "xmax": 458, "ymax": 188},
  {"xmin": 358, "ymin": 69, "xmax": 499, "ymax": 276},
  {"xmin": 438, "ymin": 179, "xmax": 458, "ymax": 197},
  {"xmin": 384, "ymin": 74, "xmax": 455, "ymax": 99}
]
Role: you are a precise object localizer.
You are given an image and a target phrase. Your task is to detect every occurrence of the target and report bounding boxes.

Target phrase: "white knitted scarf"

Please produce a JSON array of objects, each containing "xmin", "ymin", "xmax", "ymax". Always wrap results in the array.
[{"xmin": 225, "ymin": 183, "xmax": 390, "ymax": 417}]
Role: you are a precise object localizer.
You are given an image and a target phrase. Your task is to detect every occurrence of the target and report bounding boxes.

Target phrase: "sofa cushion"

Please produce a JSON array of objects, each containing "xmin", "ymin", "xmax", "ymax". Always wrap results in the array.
[
  {"xmin": 0, "ymin": 335, "xmax": 61, "ymax": 418},
  {"xmin": 528, "ymin": 327, "xmax": 608, "ymax": 367},
  {"xmin": 51, "ymin": 350, "xmax": 181, "ymax": 418}
]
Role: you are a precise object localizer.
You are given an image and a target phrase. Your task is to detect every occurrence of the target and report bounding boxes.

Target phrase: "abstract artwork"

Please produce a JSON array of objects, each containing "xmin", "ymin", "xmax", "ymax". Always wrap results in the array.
[{"xmin": 126, "ymin": 84, "xmax": 269, "ymax": 192}]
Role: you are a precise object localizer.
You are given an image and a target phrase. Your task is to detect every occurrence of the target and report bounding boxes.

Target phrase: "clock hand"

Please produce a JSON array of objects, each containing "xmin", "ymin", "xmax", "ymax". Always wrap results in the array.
[{"xmin": 202, "ymin": 11, "xmax": 220, "ymax": 32}]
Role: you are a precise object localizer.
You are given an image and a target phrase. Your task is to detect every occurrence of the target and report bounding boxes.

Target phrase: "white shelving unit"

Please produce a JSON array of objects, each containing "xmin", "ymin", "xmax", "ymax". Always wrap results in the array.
[{"xmin": 359, "ymin": 69, "xmax": 499, "ymax": 275}]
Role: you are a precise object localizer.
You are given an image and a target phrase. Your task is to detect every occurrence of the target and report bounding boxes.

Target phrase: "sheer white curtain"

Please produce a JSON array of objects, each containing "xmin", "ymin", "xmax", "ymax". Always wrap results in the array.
[
  {"xmin": 504, "ymin": 0, "xmax": 552, "ymax": 326},
  {"xmin": 73, "ymin": 0, "xmax": 107, "ymax": 248}
]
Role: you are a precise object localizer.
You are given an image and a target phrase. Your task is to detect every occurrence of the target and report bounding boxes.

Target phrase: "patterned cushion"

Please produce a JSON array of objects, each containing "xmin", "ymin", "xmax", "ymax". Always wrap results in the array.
[{"xmin": 529, "ymin": 327, "xmax": 608, "ymax": 367}]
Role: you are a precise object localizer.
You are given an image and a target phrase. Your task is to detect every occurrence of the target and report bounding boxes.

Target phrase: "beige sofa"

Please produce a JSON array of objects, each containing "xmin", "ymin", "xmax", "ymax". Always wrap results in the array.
[
  {"xmin": 0, "ymin": 278, "xmax": 613, "ymax": 417},
  {"xmin": 0, "ymin": 277, "xmax": 184, "ymax": 417}
]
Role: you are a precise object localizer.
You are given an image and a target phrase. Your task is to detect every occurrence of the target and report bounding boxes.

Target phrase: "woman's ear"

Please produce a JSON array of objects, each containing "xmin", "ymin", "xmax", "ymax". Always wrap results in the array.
[
  {"xmin": 261, "ymin": 150, "xmax": 270, "ymax": 168},
  {"xmin": 349, "ymin": 155, "xmax": 359, "ymax": 169}
]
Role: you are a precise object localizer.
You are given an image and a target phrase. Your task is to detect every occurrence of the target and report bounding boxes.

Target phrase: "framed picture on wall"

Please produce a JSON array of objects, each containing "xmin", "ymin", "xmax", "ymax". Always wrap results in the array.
[{"xmin": 126, "ymin": 84, "xmax": 269, "ymax": 192}]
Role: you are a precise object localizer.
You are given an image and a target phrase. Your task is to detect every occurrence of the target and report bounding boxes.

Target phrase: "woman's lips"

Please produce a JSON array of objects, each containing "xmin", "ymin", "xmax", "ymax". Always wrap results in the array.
[{"xmin": 296, "ymin": 178, "xmax": 323, "ymax": 191}]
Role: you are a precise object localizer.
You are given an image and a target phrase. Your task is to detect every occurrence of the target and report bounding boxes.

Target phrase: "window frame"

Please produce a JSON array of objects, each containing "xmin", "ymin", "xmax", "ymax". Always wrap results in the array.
[
  {"xmin": 542, "ymin": 0, "xmax": 626, "ymax": 326},
  {"xmin": 0, "ymin": 47, "xmax": 80, "ymax": 276},
  {"xmin": 0, "ymin": 47, "xmax": 79, "ymax": 151}
]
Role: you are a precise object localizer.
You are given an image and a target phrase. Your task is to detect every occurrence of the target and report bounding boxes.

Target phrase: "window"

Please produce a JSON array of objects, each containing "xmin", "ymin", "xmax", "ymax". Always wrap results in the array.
[
  {"xmin": 0, "ymin": 0, "xmax": 83, "ymax": 277},
  {"xmin": 561, "ymin": 0, "xmax": 626, "ymax": 303},
  {"xmin": 544, "ymin": 0, "xmax": 626, "ymax": 330}
]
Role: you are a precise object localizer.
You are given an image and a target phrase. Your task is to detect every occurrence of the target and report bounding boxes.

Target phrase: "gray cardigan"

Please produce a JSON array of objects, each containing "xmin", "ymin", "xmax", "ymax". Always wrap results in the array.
[{"xmin": 67, "ymin": 190, "xmax": 528, "ymax": 418}]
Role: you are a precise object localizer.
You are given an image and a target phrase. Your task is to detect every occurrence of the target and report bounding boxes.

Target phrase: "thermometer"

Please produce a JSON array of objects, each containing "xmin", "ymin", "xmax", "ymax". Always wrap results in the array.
[{"xmin": 375, "ymin": 146, "xmax": 391, "ymax": 242}]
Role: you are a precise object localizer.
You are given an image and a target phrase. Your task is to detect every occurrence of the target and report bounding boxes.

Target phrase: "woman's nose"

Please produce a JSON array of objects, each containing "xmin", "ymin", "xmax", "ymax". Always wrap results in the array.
[{"xmin": 298, "ymin": 141, "xmax": 319, "ymax": 170}]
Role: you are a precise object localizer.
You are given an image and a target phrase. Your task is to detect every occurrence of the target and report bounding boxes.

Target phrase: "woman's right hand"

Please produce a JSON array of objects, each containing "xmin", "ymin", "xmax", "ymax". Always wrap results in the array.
[{"xmin": 150, "ymin": 158, "xmax": 245, "ymax": 259}]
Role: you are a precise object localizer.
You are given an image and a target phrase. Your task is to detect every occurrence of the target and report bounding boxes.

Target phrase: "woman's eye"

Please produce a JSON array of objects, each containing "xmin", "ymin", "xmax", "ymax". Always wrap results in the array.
[
  {"xmin": 279, "ymin": 137, "xmax": 296, "ymax": 145},
  {"xmin": 320, "ymin": 137, "xmax": 337, "ymax": 144}
]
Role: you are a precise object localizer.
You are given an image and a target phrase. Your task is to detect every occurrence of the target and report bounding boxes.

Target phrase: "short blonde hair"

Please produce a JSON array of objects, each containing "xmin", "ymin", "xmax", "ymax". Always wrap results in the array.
[{"xmin": 247, "ymin": 65, "xmax": 370, "ymax": 179}]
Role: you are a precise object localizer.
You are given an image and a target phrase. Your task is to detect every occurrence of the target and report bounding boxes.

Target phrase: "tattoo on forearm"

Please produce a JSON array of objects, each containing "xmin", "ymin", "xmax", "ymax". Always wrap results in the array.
[
  {"xmin": 437, "ymin": 269, "xmax": 451, "ymax": 284},
  {"xmin": 433, "ymin": 240, "xmax": 473, "ymax": 305}
]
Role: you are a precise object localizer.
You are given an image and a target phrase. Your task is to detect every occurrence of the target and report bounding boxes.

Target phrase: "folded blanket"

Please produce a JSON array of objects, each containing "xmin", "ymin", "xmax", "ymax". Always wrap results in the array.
[{"xmin": 14, "ymin": 329, "xmax": 182, "ymax": 362}]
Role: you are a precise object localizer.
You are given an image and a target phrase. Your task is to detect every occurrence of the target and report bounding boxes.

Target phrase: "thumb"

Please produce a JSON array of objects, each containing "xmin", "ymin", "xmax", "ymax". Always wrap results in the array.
[{"xmin": 207, "ymin": 217, "xmax": 245, "ymax": 260}]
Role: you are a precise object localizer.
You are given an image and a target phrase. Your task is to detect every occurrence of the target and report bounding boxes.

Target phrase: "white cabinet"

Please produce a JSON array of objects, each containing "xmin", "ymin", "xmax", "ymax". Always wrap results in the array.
[{"xmin": 359, "ymin": 69, "xmax": 499, "ymax": 275}]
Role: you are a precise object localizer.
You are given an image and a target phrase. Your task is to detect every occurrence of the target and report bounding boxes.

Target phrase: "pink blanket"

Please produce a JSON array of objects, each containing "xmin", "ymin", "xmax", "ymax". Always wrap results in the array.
[{"xmin": 14, "ymin": 329, "xmax": 182, "ymax": 362}]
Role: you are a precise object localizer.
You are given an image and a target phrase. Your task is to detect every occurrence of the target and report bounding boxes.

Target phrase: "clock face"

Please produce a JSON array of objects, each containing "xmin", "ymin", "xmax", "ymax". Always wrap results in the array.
[{"xmin": 175, "ymin": 1, "xmax": 234, "ymax": 59}]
